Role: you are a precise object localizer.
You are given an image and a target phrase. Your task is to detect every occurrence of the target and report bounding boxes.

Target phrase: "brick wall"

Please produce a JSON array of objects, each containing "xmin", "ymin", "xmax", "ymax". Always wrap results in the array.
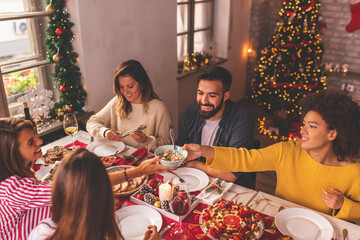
[{"xmin": 246, "ymin": 0, "xmax": 360, "ymax": 102}]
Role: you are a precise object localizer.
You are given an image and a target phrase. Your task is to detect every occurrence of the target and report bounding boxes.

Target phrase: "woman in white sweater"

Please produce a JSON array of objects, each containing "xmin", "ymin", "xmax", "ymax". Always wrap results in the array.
[{"xmin": 86, "ymin": 60, "xmax": 172, "ymax": 150}]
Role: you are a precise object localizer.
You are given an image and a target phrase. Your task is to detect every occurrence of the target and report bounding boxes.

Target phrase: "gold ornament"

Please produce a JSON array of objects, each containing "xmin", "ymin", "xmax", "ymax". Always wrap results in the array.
[
  {"xmin": 52, "ymin": 53, "xmax": 62, "ymax": 62},
  {"xmin": 46, "ymin": 4, "xmax": 55, "ymax": 14}
]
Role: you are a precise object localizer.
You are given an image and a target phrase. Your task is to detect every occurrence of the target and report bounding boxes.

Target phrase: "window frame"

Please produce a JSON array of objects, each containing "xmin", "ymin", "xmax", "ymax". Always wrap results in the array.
[
  {"xmin": 177, "ymin": 0, "xmax": 215, "ymax": 60},
  {"xmin": 0, "ymin": 5, "xmax": 53, "ymax": 118}
]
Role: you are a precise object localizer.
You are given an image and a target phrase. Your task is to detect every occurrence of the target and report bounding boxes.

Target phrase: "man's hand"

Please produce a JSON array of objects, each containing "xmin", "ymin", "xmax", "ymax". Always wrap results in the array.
[
  {"xmin": 143, "ymin": 225, "xmax": 162, "ymax": 240},
  {"xmin": 182, "ymin": 144, "xmax": 215, "ymax": 163},
  {"xmin": 139, "ymin": 157, "xmax": 176, "ymax": 175},
  {"xmin": 105, "ymin": 129, "xmax": 123, "ymax": 141},
  {"xmin": 182, "ymin": 144, "xmax": 203, "ymax": 163},
  {"xmin": 130, "ymin": 129, "xmax": 147, "ymax": 144},
  {"xmin": 322, "ymin": 188, "xmax": 344, "ymax": 210}
]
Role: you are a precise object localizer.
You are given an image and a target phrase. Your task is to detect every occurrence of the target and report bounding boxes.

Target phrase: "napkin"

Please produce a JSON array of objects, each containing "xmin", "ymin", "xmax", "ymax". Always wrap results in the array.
[
  {"xmin": 197, "ymin": 178, "xmax": 233, "ymax": 205},
  {"xmin": 113, "ymin": 148, "xmax": 148, "ymax": 166},
  {"xmin": 65, "ymin": 140, "xmax": 88, "ymax": 149}
]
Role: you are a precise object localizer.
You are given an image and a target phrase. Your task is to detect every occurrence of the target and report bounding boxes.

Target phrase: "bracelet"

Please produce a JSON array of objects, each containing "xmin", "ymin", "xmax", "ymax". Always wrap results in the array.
[
  {"xmin": 123, "ymin": 169, "xmax": 129, "ymax": 182},
  {"xmin": 103, "ymin": 129, "xmax": 110, "ymax": 138}
]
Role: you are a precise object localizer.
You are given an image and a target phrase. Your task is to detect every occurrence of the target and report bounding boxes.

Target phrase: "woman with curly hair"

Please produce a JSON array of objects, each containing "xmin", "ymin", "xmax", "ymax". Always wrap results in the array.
[
  {"xmin": 183, "ymin": 89, "xmax": 360, "ymax": 222},
  {"xmin": 86, "ymin": 60, "xmax": 172, "ymax": 150}
]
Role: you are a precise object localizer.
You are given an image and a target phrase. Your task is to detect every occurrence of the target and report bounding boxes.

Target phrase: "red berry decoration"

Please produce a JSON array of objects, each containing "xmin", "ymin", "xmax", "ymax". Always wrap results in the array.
[
  {"xmin": 148, "ymin": 179, "xmax": 157, "ymax": 188},
  {"xmin": 136, "ymin": 193, "xmax": 144, "ymax": 200},
  {"xmin": 59, "ymin": 85, "xmax": 66, "ymax": 92},
  {"xmin": 177, "ymin": 191, "xmax": 187, "ymax": 199},
  {"xmin": 55, "ymin": 28, "xmax": 64, "ymax": 36},
  {"xmin": 68, "ymin": 108, "xmax": 73, "ymax": 113},
  {"xmin": 154, "ymin": 188, "xmax": 159, "ymax": 196}
]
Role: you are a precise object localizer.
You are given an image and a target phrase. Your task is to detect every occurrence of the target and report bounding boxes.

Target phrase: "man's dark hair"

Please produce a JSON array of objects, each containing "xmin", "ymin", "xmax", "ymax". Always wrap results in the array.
[{"xmin": 197, "ymin": 66, "xmax": 232, "ymax": 92}]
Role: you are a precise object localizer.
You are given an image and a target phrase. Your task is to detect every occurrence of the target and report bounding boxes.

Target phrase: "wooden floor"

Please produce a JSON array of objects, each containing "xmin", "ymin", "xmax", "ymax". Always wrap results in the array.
[{"xmin": 239, "ymin": 99, "xmax": 277, "ymax": 195}]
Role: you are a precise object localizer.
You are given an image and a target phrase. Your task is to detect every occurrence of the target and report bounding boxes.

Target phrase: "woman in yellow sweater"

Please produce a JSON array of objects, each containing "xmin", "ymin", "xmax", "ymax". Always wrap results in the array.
[
  {"xmin": 183, "ymin": 89, "xmax": 360, "ymax": 222},
  {"xmin": 87, "ymin": 60, "xmax": 172, "ymax": 150}
]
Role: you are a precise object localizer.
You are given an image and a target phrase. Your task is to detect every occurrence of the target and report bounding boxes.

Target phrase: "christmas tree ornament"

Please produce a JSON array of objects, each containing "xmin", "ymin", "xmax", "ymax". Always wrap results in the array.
[
  {"xmin": 55, "ymin": 28, "xmax": 64, "ymax": 36},
  {"xmin": 46, "ymin": 4, "xmax": 55, "ymax": 14},
  {"xmin": 59, "ymin": 85, "xmax": 67, "ymax": 92},
  {"xmin": 345, "ymin": 1, "xmax": 360, "ymax": 33},
  {"xmin": 52, "ymin": 53, "xmax": 62, "ymax": 62},
  {"xmin": 68, "ymin": 107, "xmax": 73, "ymax": 113}
]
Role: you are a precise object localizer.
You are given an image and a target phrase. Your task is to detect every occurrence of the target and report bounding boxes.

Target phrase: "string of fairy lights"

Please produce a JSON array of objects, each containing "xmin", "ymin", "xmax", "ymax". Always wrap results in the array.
[{"xmin": 249, "ymin": 0, "xmax": 327, "ymax": 141}]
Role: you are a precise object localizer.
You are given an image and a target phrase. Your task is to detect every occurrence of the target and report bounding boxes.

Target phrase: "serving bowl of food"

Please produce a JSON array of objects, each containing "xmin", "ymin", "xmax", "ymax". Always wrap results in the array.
[
  {"xmin": 101, "ymin": 156, "xmax": 116, "ymax": 168},
  {"xmin": 154, "ymin": 145, "xmax": 187, "ymax": 168}
]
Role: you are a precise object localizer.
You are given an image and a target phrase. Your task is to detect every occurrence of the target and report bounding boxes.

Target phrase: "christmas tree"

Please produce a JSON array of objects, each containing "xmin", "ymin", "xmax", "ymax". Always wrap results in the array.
[
  {"xmin": 249, "ymin": 0, "xmax": 327, "ymax": 140},
  {"xmin": 44, "ymin": 0, "xmax": 87, "ymax": 120}
]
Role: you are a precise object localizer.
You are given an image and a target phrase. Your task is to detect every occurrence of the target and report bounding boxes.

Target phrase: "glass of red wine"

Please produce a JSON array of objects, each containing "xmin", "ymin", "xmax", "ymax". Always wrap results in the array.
[{"xmin": 170, "ymin": 182, "xmax": 191, "ymax": 239}]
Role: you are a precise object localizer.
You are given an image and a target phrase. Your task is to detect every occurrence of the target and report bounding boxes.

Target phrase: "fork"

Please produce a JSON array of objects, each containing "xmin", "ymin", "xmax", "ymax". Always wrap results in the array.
[{"xmin": 169, "ymin": 171, "xmax": 186, "ymax": 183}]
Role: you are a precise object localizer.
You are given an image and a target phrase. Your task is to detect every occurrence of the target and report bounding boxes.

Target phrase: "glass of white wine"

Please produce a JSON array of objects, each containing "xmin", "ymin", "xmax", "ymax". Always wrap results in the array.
[{"xmin": 63, "ymin": 113, "xmax": 79, "ymax": 148}]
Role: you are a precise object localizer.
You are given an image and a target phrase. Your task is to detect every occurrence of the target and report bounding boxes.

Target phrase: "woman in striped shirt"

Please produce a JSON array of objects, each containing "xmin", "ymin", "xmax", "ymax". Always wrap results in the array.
[
  {"xmin": 29, "ymin": 149, "xmax": 162, "ymax": 240},
  {"xmin": 0, "ymin": 118, "xmax": 174, "ymax": 239},
  {"xmin": 0, "ymin": 118, "xmax": 50, "ymax": 240}
]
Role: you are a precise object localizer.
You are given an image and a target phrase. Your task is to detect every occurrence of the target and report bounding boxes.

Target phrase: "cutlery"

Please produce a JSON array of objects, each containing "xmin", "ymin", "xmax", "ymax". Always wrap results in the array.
[
  {"xmin": 169, "ymin": 171, "xmax": 186, "ymax": 183},
  {"xmin": 121, "ymin": 125, "xmax": 146, "ymax": 138},
  {"xmin": 159, "ymin": 222, "xmax": 175, "ymax": 236},
  {"xmin": 169, "ymin": 128, "xmax": 178, "ymax": 155},
  {"xmin": 265, "ymin": 205, "xmax": 284, "ymax": 234},
  {"xmin": 343, "ymin": 228, "xmax": 348, "ymax": 240}
]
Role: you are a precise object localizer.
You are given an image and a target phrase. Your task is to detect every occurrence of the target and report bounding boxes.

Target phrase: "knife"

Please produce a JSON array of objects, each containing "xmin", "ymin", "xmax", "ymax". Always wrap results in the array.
[{"xmin": 159, "ymin": 222, "xmax": 175, "ymax": 236}]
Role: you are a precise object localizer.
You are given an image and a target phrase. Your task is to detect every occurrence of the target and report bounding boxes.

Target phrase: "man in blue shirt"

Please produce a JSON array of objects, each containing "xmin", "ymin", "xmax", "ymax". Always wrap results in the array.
[{"xmin": 176, "ymin": 66, "xmax": 256, "ymax": 188}]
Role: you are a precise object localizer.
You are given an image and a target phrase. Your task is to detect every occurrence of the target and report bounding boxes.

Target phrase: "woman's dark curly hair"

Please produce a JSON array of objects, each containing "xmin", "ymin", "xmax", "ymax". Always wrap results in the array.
[{"xmin": 299, "ymin": 89, "xmax": 360, "ymax": 161}]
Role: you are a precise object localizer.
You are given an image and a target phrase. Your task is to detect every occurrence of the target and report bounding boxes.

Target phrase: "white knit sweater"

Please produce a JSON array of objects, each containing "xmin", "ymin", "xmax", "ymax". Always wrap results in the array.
[{"xmin": 86, "ymin": 96, "xmax": 172, "ymax": 150}]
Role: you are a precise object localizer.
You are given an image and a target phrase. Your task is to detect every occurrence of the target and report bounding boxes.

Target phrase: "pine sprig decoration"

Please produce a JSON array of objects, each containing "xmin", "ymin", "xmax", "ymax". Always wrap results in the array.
[{"xmin": 44, "ymin": 0, "xmax": 87, "ymax": 120}]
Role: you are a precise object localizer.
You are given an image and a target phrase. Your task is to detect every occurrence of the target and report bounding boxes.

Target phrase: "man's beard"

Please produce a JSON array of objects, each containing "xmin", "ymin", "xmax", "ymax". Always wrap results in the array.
[{"xmin": 197, "ymin": 96, "xmax": 224, "ymax": 119}]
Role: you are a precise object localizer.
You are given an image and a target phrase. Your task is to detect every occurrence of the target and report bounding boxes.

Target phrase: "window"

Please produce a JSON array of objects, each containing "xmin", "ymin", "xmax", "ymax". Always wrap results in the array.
[
  {"xmin": 177, "ymin": 0, "xmax": 215, "ymax": 61},
  {"xmin": 0, "ymin": 0, "xmax": 54, "ymax": 118}
]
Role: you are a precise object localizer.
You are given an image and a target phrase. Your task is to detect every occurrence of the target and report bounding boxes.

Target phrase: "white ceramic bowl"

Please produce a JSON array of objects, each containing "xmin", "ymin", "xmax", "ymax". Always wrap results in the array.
[
  {"xmin": 101, "ymin": 156, "xmax": 116, "ymax": 168},
  {"xmin": 154, "ymin": 145, "xmax": 188, "ymax": 168}
]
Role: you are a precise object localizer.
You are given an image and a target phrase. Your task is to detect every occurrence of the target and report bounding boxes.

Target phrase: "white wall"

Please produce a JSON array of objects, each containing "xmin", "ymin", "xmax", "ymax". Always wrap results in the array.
[{"xmin": 69, "ymin": 0, "xmax": 251, "ymax": 134}]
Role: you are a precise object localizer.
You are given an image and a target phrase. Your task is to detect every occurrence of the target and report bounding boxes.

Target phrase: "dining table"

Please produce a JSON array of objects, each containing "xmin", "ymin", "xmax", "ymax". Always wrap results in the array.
[{"xmin": 38, "ymin": 130, "xmax": 360, "ymax": 240}]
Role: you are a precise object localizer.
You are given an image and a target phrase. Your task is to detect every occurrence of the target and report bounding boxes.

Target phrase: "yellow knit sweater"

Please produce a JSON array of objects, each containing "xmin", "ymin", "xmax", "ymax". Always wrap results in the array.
[{"xmin": 208, "ymin": 141, "xmax": 360, "ymax": 222}]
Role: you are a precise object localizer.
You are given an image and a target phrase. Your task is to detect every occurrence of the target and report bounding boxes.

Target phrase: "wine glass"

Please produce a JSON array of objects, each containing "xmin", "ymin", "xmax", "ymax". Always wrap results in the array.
[
  {"xmin": 314, "ymin": 229, "xmax": 338, "ymax": 240},
  {"xmin": 170, "ymin": 182, "xmax": 191, "ymax": 239},
  {"xmin": 63, "ymin": 113, "xmax": 78, "ymax": 148}
]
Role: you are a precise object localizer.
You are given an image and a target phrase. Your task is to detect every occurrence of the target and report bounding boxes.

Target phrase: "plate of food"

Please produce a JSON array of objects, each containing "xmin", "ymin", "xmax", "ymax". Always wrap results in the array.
[
  {"xmin": 115, "ymin": 205, "xmax": 162, "ymax": 240},
  {"xmin": 161, "ymin": 167, "xmax": 209, "ymax": 192},
  {"xmin": 107, "ymin": 165, "xmax": 148, "ymax": 196},
  {"xmin": 200, "ymin": 200, "xmax": 264, "ymax": 240},
  {"xmin": 39, "ymin": 146, "xmax": 72, "ymax": 164},
  {"xmin": 35, "ymin": 161, "xmax": 61, "ymax": 181},
  {"xmin": 86, "ymin": 139, "xmax": 125, "ymax": 157},
  {"xmin": 275, "ymin": 208, "xmax": 333, "ymax": 240}
]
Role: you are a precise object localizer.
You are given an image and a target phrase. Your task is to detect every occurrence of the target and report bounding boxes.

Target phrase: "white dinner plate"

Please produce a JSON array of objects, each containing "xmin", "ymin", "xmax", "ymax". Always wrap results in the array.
[
  {"xmin": 115, "ymin": 205, "xmax": 162, "ymax": 240},
  {"xmin": 86, "ymin": 139, "xmax": 125, "ymax": 156},
  {"xmin": 162, "ymin": 167, "xmax": 209, "ymax": 192},
  {"xmin": 275, "ymin": 208, "xmax": 333, "ymax": 240}
]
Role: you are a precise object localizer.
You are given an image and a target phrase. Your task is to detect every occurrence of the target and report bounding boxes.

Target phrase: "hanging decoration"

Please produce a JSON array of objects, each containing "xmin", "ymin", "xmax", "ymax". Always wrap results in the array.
[
  {"xmin": 249, "ymin": 0, "xmax": 327, "ymax": 141},
  {"xmin": 44, "ymin": 0, "xmax": 87, "ymax": 120},
  {"xmin": 17, "ymin": 83, "xmax": 54, "ymax": 122},
  {"xmin": 45, "ymin": 1, "xmax": 55, "ymax": 14},
  {"xmin": 55, "ymin": 27, "xmax": 64, "ymax": 36}
]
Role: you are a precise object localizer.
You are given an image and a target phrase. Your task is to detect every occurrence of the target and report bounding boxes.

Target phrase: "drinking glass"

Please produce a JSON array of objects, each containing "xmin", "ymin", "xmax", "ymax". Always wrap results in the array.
[
  {"xmin": 169, "ymin": 182, "xmax": 191, "ymax": 239},
  {"xmin": 314, "ymin": 229, "xmax": 338, "ymax": 240},
  {"xmin": 63, "ymin": 113, "xmax": 78, "ymax": 148}
]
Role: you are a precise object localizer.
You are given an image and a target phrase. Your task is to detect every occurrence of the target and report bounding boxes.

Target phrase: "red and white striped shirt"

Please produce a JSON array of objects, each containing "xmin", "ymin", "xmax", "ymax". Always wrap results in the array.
[{"xmin": 0, "ymin": 175, "xmax": 52, "ymax": 240}]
